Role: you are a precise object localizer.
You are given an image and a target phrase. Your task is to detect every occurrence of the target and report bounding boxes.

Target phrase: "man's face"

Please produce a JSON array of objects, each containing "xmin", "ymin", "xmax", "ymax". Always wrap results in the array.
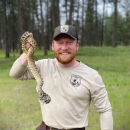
[{"xmin": 52, "ymin": 34, "xmax": 79, "ymax": 65}]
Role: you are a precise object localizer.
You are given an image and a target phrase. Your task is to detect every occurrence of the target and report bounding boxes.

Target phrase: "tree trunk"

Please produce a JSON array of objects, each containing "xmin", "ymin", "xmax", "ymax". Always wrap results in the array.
[
  {"xmin": 52, "ymin": 0, "xmax": 60, "ymax": 28},
  {"xmin": 45, "ymin": 0, "xmax": 50, "ymax": 50},
  {"xmin": 101, "ymin": 0, "xmax": 106, "ymax": 46},
  {"xmin": 95, "ymin": 0, "xmax": 98, "ymax": 46},
  {"xmin": 39, "ymin": 0, "xmax": 47, "ymax": 55},
  {"xmin": 112, "ymin": 0, "xmax": 118, "ymax": 47},
  {"xmin": 85, "ymin": 0, "xmax": 94, "ymax": 46},
  {"xmin": 81, "ymin": 0, "xmax": 85, "ymax": 46},
  {"xmin": 65, "ymin": 0, "xmax": 68, "ymax": 23},
  {"xmin": 68, "ymin": 0, "xmax": 74, "ymax": 25},
  {"xmin": 0, "ymin": 18, "xmax": 2, "ymax": 49},
  {"xmin": 56, "ymin": 0, "xmax": 60, "ymax": 25},
  {"xmin": 2, "ymin": 0, "xmax": 10, "ymax": 58},
  {"xmin": 18, "ymin": 0, "xmax": 24, "ymax": 54}
]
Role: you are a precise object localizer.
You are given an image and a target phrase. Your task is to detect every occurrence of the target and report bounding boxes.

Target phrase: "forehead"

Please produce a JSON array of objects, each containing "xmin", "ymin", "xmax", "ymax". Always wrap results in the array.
[{"xmin": 54, "ymin": 34, "xmax": 75, "ymax": 41}]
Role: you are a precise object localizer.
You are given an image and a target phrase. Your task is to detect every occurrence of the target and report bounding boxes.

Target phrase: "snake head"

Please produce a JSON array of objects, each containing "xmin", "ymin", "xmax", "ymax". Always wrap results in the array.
[
  {"xmin": 21, "ymin": 31, "xmax": 30, "ymax": 54},
  {"xmin": 20, "ymin": 31, "xmax": 30, "ymax": 43},
  {"xmin": 21, "ymin": 31, "xmax": 37, "ymax": 53}
]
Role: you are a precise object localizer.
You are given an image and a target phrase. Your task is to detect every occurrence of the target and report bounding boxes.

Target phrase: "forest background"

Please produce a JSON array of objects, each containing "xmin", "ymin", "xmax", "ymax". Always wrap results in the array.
[
  {"xmin": 1, "ymin": 0, "xmax": 130, "ymax": 57},
  {"xmin": 0, "ymin": 0, "xmax": 130, "ymax": 130}
]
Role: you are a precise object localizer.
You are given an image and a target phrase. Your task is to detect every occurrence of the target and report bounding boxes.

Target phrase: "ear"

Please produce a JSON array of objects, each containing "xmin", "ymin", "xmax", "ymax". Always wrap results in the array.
[
  {"xmin": 76, "ymin": 41, "xmax": 79, "ymax": 50},
  {"xmin": 52, "ymin": 41, "xmax": 54, "ymax": 50}
]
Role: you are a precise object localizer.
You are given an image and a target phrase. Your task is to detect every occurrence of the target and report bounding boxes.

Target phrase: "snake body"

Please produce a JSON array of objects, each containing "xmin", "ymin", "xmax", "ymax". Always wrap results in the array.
[{"xmin": 20, "ymin": 31, "xmax": 51, "ymax": 104}]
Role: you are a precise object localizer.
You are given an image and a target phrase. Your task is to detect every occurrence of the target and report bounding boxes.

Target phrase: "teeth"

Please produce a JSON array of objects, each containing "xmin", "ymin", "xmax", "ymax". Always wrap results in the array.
[{"xmin": 61, "ymin": 53, "xmax": 68, "ymax": 55}]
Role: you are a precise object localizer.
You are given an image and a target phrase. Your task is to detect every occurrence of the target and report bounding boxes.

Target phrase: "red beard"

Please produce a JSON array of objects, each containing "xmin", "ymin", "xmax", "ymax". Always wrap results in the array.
[{"xmin": 54, "ymin": 50, "xmax": 77, "ymax": 64}]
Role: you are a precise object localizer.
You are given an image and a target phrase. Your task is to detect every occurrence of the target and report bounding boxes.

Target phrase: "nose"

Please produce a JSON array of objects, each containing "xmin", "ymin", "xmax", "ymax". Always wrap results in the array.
[{"xmin": 61, "ymin": 43, "xmax": 68, "ymax": 50}]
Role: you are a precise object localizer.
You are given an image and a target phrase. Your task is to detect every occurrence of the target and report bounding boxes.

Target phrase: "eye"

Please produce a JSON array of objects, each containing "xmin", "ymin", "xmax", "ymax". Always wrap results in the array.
[
  {"xmin": 57, "ymin": 41, "xmax": 63, "ymax": 44},
  {"xmin": 67, "ymin": 41, "xmax": 72, "ymax": 44}
]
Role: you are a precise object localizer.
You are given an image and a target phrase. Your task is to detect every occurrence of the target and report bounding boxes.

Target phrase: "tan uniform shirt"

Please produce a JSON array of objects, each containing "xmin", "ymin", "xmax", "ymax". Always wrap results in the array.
[{"xmin": 10, "ymin": 58, "xmax": 113, "ymax": 130}]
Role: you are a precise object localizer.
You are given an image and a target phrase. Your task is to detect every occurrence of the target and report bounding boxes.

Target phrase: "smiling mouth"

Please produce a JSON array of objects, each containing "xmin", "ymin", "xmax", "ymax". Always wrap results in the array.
[{"xmin": 60, "ymin": 52, "xmax": 70, "ymax": 55}]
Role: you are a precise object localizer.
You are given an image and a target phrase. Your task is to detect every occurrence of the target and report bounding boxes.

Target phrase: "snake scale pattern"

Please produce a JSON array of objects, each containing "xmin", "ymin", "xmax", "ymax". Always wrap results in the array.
[{"xmin": 20, "ymin": 31, "xmax": 51, "ymax": 104}]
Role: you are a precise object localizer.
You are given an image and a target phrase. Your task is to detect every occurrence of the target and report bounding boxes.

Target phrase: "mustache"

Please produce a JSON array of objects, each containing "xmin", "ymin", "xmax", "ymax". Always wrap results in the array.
[{"xmin": 59, "ymin": 51, "xmax": 71, "ymax": 54}]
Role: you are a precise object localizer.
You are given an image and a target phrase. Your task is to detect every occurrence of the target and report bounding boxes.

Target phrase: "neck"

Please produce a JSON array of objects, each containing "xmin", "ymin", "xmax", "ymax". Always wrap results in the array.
[{"xmin": 59, "ymin": 59, "xmax": 80, "ymax": 67}]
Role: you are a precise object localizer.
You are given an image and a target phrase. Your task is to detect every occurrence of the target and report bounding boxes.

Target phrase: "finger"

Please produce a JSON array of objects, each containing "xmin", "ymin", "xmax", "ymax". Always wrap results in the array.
[
  {"xmin": 26, "ymin": 42, "xmax": 31, "ymax": 49},
  {"xmin": 29, "ymin": 32, "xmax": 33, "ymax": 37}
]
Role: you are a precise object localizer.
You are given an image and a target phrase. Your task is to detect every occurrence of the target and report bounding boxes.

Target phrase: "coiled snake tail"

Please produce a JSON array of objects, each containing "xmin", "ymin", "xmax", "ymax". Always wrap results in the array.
[{"xmin": 20, "ymin": 31, "xmax": 51, "ymax": 104}]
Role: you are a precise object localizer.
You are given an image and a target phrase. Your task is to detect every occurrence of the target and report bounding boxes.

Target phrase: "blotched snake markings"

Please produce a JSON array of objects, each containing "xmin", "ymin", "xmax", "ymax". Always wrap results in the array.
[{"xmin": 20, "ymin": 31, "xmax": 51, "ymax": 104}]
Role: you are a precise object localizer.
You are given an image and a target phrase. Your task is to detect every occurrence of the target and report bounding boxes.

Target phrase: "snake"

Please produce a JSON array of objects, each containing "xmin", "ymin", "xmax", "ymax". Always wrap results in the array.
[{"xmin": 20, "ymin": 31, "xmax": 51, "ymax": 104}]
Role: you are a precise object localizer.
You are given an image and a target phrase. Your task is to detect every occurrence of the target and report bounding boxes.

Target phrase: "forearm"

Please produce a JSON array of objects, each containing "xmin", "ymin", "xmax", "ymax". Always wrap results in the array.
[
  {"xmin": 10, "ymin": 53, "xmax": 35, "ymax": 80},
  {"xmin": 100, "ymin": 110, "xmax": 113, "ymax": 130},
  {"xmin": 20, "ymin": 53, "xmax": 28, "ymax": 65},
  {"xmin": 9, "ymin": 57, "xmax": 27, "ymax": 78}
]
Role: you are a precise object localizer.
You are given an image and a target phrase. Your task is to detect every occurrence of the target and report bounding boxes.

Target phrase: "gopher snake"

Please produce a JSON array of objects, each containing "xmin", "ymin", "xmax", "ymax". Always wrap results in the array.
[{"xmin": 20, "ymin": 31, "xmax": 51, "ymax": 104}]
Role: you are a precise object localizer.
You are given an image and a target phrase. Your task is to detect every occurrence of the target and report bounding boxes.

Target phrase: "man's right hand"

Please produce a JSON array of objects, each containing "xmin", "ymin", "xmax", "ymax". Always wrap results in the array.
[
  {"xmin": 20, "ymin": 32, "xmax": 33, "ymax": 65},
  {"xmin": 25, "ymin": 32, "xmax": 33, "ymax": 50}
]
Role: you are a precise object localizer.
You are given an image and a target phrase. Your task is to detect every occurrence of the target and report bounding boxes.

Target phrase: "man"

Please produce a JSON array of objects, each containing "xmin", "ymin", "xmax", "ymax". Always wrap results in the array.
[{"xmin": 10, "ymin": 25, "xmax": 113, "ymax": 130}]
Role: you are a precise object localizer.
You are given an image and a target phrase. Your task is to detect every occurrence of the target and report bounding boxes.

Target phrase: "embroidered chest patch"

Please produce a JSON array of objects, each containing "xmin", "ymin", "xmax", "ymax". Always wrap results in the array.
[{"xmin": 70, "ymin": 74, "xmax": 82, "ymax": 87}]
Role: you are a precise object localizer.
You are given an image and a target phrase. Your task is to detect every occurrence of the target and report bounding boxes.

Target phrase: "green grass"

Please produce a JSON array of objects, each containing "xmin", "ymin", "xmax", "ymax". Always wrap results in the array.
[{"xmin": 0, "ymin": 46, "xmax": 130, "ymax": 130}]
